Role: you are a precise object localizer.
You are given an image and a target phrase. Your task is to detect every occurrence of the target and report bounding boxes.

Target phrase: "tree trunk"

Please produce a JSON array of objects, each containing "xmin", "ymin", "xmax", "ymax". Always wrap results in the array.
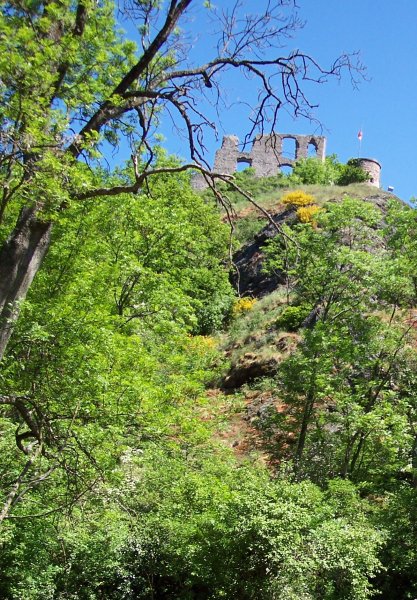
[
  {"xmin": 294, "ymin": 387, "xmax": 315, "ymax": 471},
  {"xmin": 0, "ymin": 443, "xmax": 43, "ymax": 524},
  {"xmin": 411, "ymin": 434, "xmax": 417, "ymax": 488},
  {"xmin": 294, "ymin": 359, "xmax": 319, "ymax": 474},
  {"xmin": 0, "ymin": 207, "xmax": 52, "ymax": 360}
]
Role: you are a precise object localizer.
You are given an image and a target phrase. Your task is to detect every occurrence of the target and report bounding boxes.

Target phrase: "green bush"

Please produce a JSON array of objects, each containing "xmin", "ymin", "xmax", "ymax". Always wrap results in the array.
[
  {"xmin": 290, "ymin": 155, "xmax": 370, "ymax": 186},
  {"xmin": 275, "ymin": 304, "xmax": 311, "ymax": 331},
  {"xmin": 337, "ymin": 159, "xmax": 370, "ymax": 185},
  {"xmin": 290, "ymin": 155, "xmax": 341, "ymax": 185}
]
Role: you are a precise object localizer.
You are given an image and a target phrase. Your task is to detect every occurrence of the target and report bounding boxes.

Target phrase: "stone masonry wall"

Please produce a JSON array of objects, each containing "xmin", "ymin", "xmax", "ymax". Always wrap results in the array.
[
  {"xmin": 191, "ymin": 133, "xmax": 382, "ymax": 190},
  {"xmin": 213, "ymin": 133, "xmax": 326, "ymax": 178},
  {"xmin": 191, "ymin": 132, "xmax": 327, "ymax": 189},
  {"xmin": 357, "ymin": 158, "xmax": 381, "ymax": 188}
]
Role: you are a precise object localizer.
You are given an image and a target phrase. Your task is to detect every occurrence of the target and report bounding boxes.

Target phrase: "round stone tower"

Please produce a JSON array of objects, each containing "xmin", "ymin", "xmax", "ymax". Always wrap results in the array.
[{"xmin": 357, "ymin": 158, "xmax": 381, "ymax": 188}]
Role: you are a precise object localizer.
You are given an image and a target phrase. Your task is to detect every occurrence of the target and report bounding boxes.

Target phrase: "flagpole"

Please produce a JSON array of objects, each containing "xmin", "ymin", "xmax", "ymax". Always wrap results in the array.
[{"xmin": 357, "ymin": 127, "xmax": 363, "ymax": 158}]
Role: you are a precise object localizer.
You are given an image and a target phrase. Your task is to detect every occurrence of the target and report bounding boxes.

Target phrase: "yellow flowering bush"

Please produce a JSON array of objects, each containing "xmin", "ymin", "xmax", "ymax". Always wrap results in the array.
[
  {"xmin": 187, "ymin": 335, "xmax": 217, "ymax": 350},
  {"xmin": 232, "ymin": 297, "xmax": 257, "ymax": 316},
  {"xmin": 297, "ymin": 205, "xmax": 322, "ymax": 223},
  {"xmin": 281, "ymin": 190, "xmax": 316, "ymax": 207}
]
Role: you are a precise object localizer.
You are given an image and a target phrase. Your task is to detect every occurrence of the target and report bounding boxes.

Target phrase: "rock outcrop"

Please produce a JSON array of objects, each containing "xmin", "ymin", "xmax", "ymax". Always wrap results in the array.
[{"xmin": 231, "ymin": 207, "xmax": 296, "ymax": 297}]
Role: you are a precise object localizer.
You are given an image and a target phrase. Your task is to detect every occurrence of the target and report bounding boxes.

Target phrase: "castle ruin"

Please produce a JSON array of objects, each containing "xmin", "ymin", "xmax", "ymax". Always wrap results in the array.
[
  {"xmin": 192, "ymin": 132, "xmax": 325, "ymax": 190},
  {"xmin": 214, "ymin": 133, "xmax": 326, "ymax": 177},
  {"xmin": 356, "ymin": 158, "xmax": 381, "ymax": 188},
  {"xmin": 192, "ymin": 132, "xmax": 381, "ymax": 189}
]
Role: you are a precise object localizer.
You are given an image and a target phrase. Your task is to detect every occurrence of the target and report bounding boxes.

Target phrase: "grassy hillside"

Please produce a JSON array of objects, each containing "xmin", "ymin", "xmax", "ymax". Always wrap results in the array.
[
  {"xmin": 222, "ymin": 177, "xmax": 400, "ymax": 244},
  {"xmin": 1, "ymin": 165, "xmax": 416, "ymax": 599},
  {"xmin": 214, "ymin": 176, "xmax": 408, "ymax": 463}
]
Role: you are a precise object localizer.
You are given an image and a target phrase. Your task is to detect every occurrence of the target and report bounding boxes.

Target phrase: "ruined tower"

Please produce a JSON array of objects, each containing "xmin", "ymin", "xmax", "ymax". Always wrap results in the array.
[{"xmin": 356, "ymin": 158, "xmax": 381, "ymax": 188}]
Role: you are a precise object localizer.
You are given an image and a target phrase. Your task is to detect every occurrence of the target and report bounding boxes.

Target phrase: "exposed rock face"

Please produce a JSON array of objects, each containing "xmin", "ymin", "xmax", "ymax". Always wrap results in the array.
[
  {"xmin": 222, "ymin": 352, "xmax": 280, "ymax": 390},
  {"xmin": 231, "ymin": 191, "xmax": 401, "ymax": 298},
  {"xmin": 231, "ymin": 207, "xmax": 297, "ymax": 297}
]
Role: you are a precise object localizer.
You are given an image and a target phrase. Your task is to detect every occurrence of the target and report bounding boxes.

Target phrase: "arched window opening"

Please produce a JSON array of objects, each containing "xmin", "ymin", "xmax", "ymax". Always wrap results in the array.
[
  {"xmin": 307, "ymin": 141, "xmax": 318, "ymax": 158},
  {"xmin": 236, "ymin": 158, "xmax": 252, "ymax": 172},
  {"xmin": 282, "ymin": 137, "xmax": 296, "ymax": 160},
  {"xmin": 280, "ymin": 165, "xmax": 293, "ymax": 177}
]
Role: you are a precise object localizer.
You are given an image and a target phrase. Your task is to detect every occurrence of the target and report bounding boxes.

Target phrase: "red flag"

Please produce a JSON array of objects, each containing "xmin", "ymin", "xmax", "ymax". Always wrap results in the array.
[{"xmin": 357, "ymin": 130, "xmax": 363, "ymax": 141}]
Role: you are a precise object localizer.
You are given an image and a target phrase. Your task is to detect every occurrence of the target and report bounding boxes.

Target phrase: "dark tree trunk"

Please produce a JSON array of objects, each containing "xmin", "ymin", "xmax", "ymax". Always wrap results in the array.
[
  {"xmin": 411, "ymin": 435, "xmax": 417, "ymax": 488},
  {"xmin": 294, "ymin": 386, "xmax": 315, "ymax": 470},
  {"xmin": 0, "ymin": 207, "xmax": 52, "ymax": 360}
]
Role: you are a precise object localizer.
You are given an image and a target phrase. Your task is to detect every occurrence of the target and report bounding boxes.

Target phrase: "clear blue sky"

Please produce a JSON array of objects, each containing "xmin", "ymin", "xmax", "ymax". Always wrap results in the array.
[{"xmin": 153, "ymin": 1, "xmax": 417, "ymax": 201}]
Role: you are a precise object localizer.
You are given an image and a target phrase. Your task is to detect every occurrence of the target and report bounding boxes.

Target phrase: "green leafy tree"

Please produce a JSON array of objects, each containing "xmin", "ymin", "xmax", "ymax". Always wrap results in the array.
[
  {"xmin": 290, "ymin": 155, "xmax": 369, "ymax": 186},
  {"xmin": 265, "ymin": 198, "xmax": 417, "ymax": 485},
  {"xmin": 0, "ymin": 455, "xmax": 383, "ymax": 599},
  {"xmin": 0, "ymin": 0, "xmax": 362, "ymax": 359},
  {"xmin": 0, "ymin": 169, "xmax": 231, "ymax": 523}
]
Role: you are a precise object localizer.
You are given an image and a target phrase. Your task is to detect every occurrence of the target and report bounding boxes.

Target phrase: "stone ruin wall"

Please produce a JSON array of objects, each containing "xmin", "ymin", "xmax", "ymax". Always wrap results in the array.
[
  {"xmin": 191, "ymin": 133, "xmax": 382, "ymax": 190},
  {"xmin": 191, "ymin": 132, "xmax": 326, "ymax": 190},
  {"xmin": 214, "ymin": 133, "xmax": 327, "ymax": 177}
]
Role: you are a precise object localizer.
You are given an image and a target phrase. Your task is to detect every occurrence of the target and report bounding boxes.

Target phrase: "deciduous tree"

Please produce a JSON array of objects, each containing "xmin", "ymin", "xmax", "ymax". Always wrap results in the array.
[{"xmin": 0, "ymin": 0, "xmax": 362, "ymax": 359}]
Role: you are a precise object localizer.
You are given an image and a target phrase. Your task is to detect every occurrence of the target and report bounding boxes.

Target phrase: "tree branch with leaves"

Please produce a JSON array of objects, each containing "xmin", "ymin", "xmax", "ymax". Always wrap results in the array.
[{"xmin": 0, "ymin": 0, "xmax": 364, "ymax": 360}]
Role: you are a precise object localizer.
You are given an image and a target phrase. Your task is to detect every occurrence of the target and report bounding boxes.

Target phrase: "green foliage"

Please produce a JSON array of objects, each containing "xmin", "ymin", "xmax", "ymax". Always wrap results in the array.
[
  {"xmin": 0, "ymin": 168, "xmax": 233, "ymax": 544},
  {"xmin": 1, "ymin": 1, "xmax": 407, "ymax": 597},
  {"xmin": 375, "ymin": 487, "xmax": 417, "ymax": 599},
  {"xmin": 290, "ymin": 155, "xmax": 341, "ymax": 185},
  {"xmin": 121, "ymin": 473, "xmax": 381, "ymax": 600},
  {"xmin": 261, "ymin": 198, "xmax": 417, "ymax": 495},
  {"xmin": 234, "ymin": 214, "xmax": 266, "ymax": 244},
  {"xmin": 290, "ymin": 155, "xmax": 370, "ymax": 186},
  {"xmin": 275, "ymin": 304, "xmax": 311, "ymax": 331},
  {"xmin": 2, "ymin": 180, "xmax": 415, "ymax": 599},
  {"xmin": 0, "ymin": 0, "xmax": 139, "ymax": 229},
  {"xmin": 338, "ymin": 159, "xmax": 371, "ymax": 186},
  {"xmin": 0, "ymin": 458, "xmax": 382, "ymax": 599}
]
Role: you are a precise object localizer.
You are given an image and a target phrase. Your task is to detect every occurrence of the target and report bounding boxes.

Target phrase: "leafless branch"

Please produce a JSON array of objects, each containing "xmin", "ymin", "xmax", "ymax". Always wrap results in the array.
[{"xmin": 75, "ymin": 163, "xmax": 233, "ymax": 199}]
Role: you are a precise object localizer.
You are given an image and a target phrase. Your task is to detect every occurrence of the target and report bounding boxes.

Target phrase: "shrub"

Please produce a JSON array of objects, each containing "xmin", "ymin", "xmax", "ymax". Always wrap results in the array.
[
  {"xmin": 289, "ymin": 155, "xmax": 370, "ymax": 186},
  {"xmin": 235, "ymin": 215, "xmax": 265, "ymax": 244},
  {"xmin": 297, "ymin": 204, "xmax": 322, "ymax": 224},
  {"xmin": 232, "ymin": 297, "xmax": 257, "ymax": 317},
  {"xmin": 281, "ymin": 190, "xmax": 316, "ymax": 207},
  {"xmin": 275, "ymin": 304, "xmax": 311, "ymax": 331},
  {"xmin": 290, "ymin": 155, "xmax": 341, "ymax": 185},
  {"xmin": 336, "ymin": 159, "xmax": 370, "ymax": 186}
]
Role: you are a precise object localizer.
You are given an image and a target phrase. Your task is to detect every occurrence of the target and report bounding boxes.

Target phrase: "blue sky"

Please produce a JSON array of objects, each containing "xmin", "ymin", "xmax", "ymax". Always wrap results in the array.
[{"xmin": 153, "ymin": 1, "xmax": 417, "ymax": 201}]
